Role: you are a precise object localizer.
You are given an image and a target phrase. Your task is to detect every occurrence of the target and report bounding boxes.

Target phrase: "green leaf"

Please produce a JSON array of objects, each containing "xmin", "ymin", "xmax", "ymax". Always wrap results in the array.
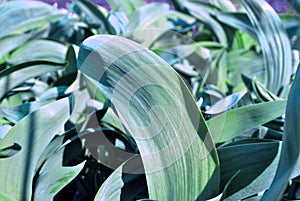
[
  {"xmin": 127, "ymin": 2, "xmax": 170, "ymax": 31},
  {"xmin": 219, "ymin": 140, "xmax": 281, "ymax": 200},
  {"xmin": 0, "ymin": 125, "xmax": 12, "ymax": 141},
  {"xmin": 106, "ymin": 0, "xmax": 145, "ymax": 17},
  {"xmin": 0, "ymin": 60, "xmax": 66, "ymax": 99},
  {"xmin": 0, "ymin": 1, "xmax": 63, "ymax": 39},
  {"xmin": 224, "ymin": 141, "xmax": 300, "ymax": 200},
  {"xmin": 262, "ymin": 64, "xmax": 300, "ymax": 200},
  {"xmin": 182, "ymin": 1, "xmax": 228, "ymax": 45},
  {"xmin": 94, "ymin": 155, "xmax": 143, "ymax": 201},
  {"xmin": 34, "ymin": 148, "xmax": 85, "ymax": 201},
  {"xmin": 208, "ymin": 0, "xmax": 236, "ymax": 11},
  {"xmin": 0, "ymin": 34, "xmax": 32, "ymax": 61},
  {"xmin": 6, "ymin": 39, "xmax": 67, "ymax": 65},
  {"xmin": 72, "ymin": 0, "xmax": 110, "ymax": 33},
  {"xmin": 0, "ymin": 101, "xmax": 49, "ymax": 124},
  {"xmin": 78, "ymin": 35, "xmax": 220, "ymax": 200},
  {"xmin": 0, "ymin": 194, "xmax": 15, "ymax": 201},
  {"xmin": 207, "ymin": 100, "xmax": 286, "ymax": 143},
  {"xmin": 227, "ymin": 50, "xmax": 263, "ymax": 90},
  {"xmin": 107, "ymin": 11, "xmax": 129, "ymax": 35},
  {"xmin": 0, "ymin": 143, "xmax": 21, "ymax": 159},
  {"xmin": 214, "ymin": 12, "xmax": 256, "ymax": 40},
  {"xmin": 287, "ymin": 0, "xmax": 300, "ymax": 13},
  {"xmin": 128, "ymin": 9, "xmax": 195, "ymax": 47},
  {"xmin": 0, "ymin": 97, "xmax": 71, "ymax": 201},
  {"xmin": 241, "ymin": 0, "xmax": 292, "ymax": 96},
  {"xmin": 205, "ymin": 91, "xmax": 247, "ymax": 115}
]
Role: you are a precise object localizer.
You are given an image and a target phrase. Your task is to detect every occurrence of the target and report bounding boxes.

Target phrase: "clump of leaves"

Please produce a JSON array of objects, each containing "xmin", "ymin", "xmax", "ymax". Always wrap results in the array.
[{"xmin": 0, "ymin": 0, "xmax": 300, "ymax": 201}]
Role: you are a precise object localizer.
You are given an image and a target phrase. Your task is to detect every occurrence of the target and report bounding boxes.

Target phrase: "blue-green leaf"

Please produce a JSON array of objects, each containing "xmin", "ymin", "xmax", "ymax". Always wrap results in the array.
[
  {"xmin": 262, "ymin": 63, "xmax": 300, "ymax": 200},
  {"xmin": 78, "ymin": 35, "xmax": 219, "ymax": 200},
  {"xmin": 0, "ymin": 97, "xmax": 71, "ymax": 201}
]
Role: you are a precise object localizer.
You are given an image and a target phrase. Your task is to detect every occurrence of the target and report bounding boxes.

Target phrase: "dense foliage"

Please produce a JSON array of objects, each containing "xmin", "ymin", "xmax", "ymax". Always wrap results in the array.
[{"xmin": 0, "ymin": 0, "xmax": 300, "ymax": 201}]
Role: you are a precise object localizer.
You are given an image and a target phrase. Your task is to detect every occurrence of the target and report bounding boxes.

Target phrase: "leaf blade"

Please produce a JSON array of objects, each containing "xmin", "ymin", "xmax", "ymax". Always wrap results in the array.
[{"xmin": 78, "ymin": 35, "xmax": 220, "ymax": 200}]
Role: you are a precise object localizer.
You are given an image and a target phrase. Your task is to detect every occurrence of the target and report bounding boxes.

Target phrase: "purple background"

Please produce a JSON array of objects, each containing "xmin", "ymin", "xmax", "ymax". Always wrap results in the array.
[{"xmin": 40, "ymin": 0, "xmax": 291, "ymax": 13}]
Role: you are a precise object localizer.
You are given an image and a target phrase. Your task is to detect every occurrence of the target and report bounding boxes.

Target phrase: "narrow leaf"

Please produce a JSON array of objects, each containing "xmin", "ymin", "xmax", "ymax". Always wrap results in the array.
[
  {"xmin": 241, "ymin": 0, "xmax": 292, "ymax": 95},
  {"xmin": 262, "ymin": 65, "xmax": 300, "ymax": 199},
  {"xmin": 207, "ymin": 100, "xmax": 286, "ymax": 143},
  {"xmin": 0, "ymin": 61, "xmax": 66, "ymax": 99},
  {"xmin": 0, "ymin": 143, "xmax": 21, "ymax": 159}
]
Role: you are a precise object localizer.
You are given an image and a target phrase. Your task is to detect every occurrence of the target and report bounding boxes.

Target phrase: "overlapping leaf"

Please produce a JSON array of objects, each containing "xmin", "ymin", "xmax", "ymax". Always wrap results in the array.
[
  {"xmin": 241, "ymin": 0, "xmax": 292, "ymax": 96},
  {"xmin": 0, "ymin": 97, "xmax": 71, "ymax": 201},
  {"xmin": 78, "ymin": 35, "xmax": 220, "ymax": 200},
  {"xmin": 262, "ymin": 62, "xmax": 300, "ymax": 200},
  {"xmin": 0, "ymin": 1, "xmax": 63, "ymax": 39}
]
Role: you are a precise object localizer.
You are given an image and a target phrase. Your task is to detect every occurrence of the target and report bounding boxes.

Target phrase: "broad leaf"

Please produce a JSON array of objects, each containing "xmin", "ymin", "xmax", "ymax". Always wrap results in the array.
[
  {"xmin": 0, "ymin": 1, "xmax": 63, "ymax": 39},
  {"xmin": 182, "ymin": 1, "xmax": 228, "ymax": 45},
  {"xmin": 6, "ymin": 39, "xmax": 67, "ymax": 65},
  {"xmin": 0, "ymin": 101, "xmax": 49, "ymax": 124},
  {"xmin": 34, "ymin": 148, "xmax": 85, "ymax": 201},
  {"xmin": 72, "ymin": 0, "xmax": 110, "ymax": 33},
  {"xmin": 223, "ymin": 139, "xmax": 300, "ymax": 200},
  {"xmin": 219, "ymin": 140, "xmax": 281, "ymax": 200},
  {"xmin": 78, "ymin": 35, "xmax": 220, "ymax": 200},
  {"xmin": 205, "ymin": 91, "xmax": 247, "ymax": 115},
  {"xmin": 0, "ymin": 97, "xmax": 71, "ymax": 201}
]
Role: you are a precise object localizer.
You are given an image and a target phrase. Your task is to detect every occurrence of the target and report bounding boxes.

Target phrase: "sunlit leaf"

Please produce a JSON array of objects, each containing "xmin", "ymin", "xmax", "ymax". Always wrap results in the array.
[
  {"xmin": 6, "ymin": 39, "xmax": 67, "ymax": 65},
  {"xmin": 0, "ymin": 61, "xmax": 66, "ymax": 99},
  {"xmin": 241, "ymin": 0, "xmax": 293, "ymax": 96},
  {"xmin": 78, "ymin": 35, "xmax": 220, "ymax": 200},
  {"xmin": 207, "ymin": 100, "xmax": 286, "ymax": 143},
  {"xmin": 0, "ymin": 1, "xmax": 63, "ymax": 39},
  {"xmin": 34, "ymin": 148, "xmax": 85, "ymax": 201},
  {"xmin": 0, "ymin": 97, "xmax": 71, "ymax": 201},
  {"xmin": 106, "ymin": 0, "xmax": 145, "ymax": 17}
]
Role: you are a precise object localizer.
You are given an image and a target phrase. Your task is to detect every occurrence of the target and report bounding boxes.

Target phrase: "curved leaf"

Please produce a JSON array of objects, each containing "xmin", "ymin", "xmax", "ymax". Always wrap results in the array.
[
  {"xmin": 6, "ymin": 39, "xmax": 67, "ymax": 65},
  {"xmin": 205, "ymin": 90, "xmax": 247, "ymax": 115},
  {"xmin": 106, "ymin": 0, "xmax": 145, "ymax": 17},
  {"xmin": 94, "ymin": 155, "xmax": 144, "ymax": 201},
  {"xmin": 34, "ymin": 148, "xmax": 85, "ymax": 201},
  {"xmin": 0, "ymin": 101, "xmax": 49, "ymax": 124},
  {"xmin": 219, "ymin": 140, "xmax": 281, "ymax": 200},
  {"xmin": 0, "ymin": 97, "xmax": 71, "ymax": 201},
  {"xmin": 182, "ymin": 1, "xmax": 228, "ymax": 45},
  {"xmin": 0, "ymin": 143, "xmax": 21, "ymax": 159},
  {"xmin": 262, "ymin": 64, "xmax": 300, "ymax": 200},
  {"xmin": 0, "ymin": 1, "xmax": 63, "ymax": 39},
  {"xmin": 241, "ymin": 0, "xmax": 292, "ymax": 96},
  {"xmin": 0, "ymin": 61, "xmax": 66, "ymax": 99},
  {"xmin": 78, "ymin": 35, "xmax": 219, "ymax": 200}
]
